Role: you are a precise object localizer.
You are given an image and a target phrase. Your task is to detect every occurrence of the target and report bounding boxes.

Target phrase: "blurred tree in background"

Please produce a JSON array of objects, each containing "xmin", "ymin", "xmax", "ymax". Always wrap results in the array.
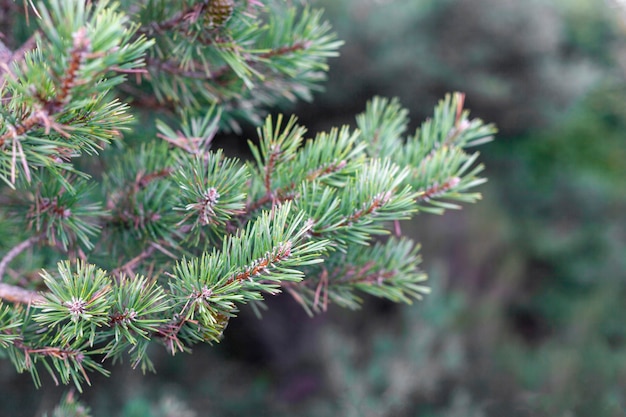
[{"xmin": 1, "ymin": 0, "xmax": 625, "ymax": 416}]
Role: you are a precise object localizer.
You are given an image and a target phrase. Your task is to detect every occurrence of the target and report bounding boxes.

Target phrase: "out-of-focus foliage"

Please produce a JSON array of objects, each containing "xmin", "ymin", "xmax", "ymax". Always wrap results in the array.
[
  {"xmin": 482, "ymin": 84, "xmax": 626, "ymax": 415},
  {"xmin": 304, "ymin": 0, "xmax": 618, "ymax": 134}
]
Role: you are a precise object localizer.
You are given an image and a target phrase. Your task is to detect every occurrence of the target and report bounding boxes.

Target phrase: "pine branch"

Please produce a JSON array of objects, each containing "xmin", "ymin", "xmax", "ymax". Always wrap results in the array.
[
  {"xmin": 0, "ymin": 0, "xmax": 497, "ymax": 395},
  {"xmin": 0, "ymin": 0, "xmax": 153, "ymax": 187},
  {"xmin": 136, "ymin": 1, "xmax": 341, "ymax": 130},
  {"xmin": 282, "ymin": 238, "xmax": 427, "ymax": 314}
]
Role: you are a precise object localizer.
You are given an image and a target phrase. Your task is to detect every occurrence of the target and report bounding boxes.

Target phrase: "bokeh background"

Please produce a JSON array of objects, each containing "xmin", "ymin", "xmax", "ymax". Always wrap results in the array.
[{"xmin": 2, "ymin": 0, "xmax": 626, "ymax": 415}]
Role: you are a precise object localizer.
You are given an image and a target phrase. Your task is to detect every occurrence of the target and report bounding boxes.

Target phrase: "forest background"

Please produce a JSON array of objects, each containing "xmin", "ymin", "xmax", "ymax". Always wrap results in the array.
[{"xmin": 2, "ymin": 0, "xmax": 626, "ymax": 416}]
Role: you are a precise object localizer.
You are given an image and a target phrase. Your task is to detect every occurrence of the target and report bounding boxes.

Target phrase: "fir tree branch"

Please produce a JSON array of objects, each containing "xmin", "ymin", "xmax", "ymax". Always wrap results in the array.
[
  {"xmin": 2, "ymin": 27, "xmax": 93, "ymax": 145},
  {"xmin": 227, "ymin": 241, "xmax": 293, "ymax": 284},
  {"xmin": 0, "ymin": 0, "xmax": 153, "ymax": 187},
  {"xmin": 286, "ymin": 238, "xmax": 429, "ymax": 314},
  {"xmin": 338, "ymin": 191, "xmax": 393, "ymax": 227}
]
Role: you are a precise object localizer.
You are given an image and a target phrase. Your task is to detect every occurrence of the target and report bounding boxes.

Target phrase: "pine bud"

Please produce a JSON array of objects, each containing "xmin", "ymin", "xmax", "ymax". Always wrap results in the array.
[{"xmin": 207, "ymin": 0, "xmax": 235, "ymax": 27}]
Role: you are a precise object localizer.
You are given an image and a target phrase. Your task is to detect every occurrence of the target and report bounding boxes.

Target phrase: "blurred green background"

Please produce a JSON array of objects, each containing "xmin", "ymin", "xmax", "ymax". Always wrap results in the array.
[{"xmin": 3, "ymin": 0, "xmax": 626, "ymax": 415}]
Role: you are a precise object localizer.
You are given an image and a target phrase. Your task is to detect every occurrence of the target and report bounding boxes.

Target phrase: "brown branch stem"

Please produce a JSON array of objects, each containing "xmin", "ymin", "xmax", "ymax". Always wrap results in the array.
[
  {"xmin": 313, "ymin": 191, "xmax": 393, "ymax": 237},
  {"xmin": 138, "ymin": 1, "xmax": 210, "ymax": 35},
  {"xmin": 245, "ymin": 159, "xmax": 347, "ymax": 213},
  {"xmin": 0, "ymin": 282, "xmax": 43, "ymax": 304},
  {"xmin": 415, "ymin": 177, "xmax": 461, "ymax": 203},
  {"xmin": 111, "ymin": 244, "xmax": 157, "ymax": 279},
  {"xmin": 0, "ymin": 234, "xmax": 42, "ymax": 282},
  {"xmin": 0, "ymin": 112, "xmax": 45, "ymax": 147},
  {"xmin": 13, "ymin": 339, "xmax": 89, "ymax": 385},
  {"xmin": 227, "ymin": 241, "xmax": 293, "ymax": 284}
]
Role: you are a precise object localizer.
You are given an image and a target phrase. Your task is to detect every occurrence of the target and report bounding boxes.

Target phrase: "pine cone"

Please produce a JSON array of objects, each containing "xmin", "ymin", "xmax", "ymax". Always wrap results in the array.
[{"xmin": 207, "ymin": 0, "xmax": 235, "ymax": 27}]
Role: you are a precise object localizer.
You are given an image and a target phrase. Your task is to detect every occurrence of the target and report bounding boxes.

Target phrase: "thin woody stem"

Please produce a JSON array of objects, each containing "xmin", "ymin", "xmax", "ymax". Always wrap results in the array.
[
  {"xmin": 0, "ymin": 234, "xmax": 42, "ymax": 282},
  {"xmin": 312, "ymin": 191, "xmax": 393, "ymax": 237},
  {"xmin": 0, "ymin": 112, "xmax": 45, "ymax": 147},
  {"xmin": 0, "ymin": 282, "xmax": 43, "ymax": 304},
  {"xmin": 0, "ymin": 34, "xmax": 37, "ymax": 87},
  {"xmin": 0, "ymin": 234, "xmax": 45, "ymax": 304},
  {"xmin": 245, "ymin": 159, "xmax": 347, "ymax": 213},
  {"xmin": 415, "ymin": 177, "xmax": 461, "ymax": 203},
  {"xmin": 111, "ymin": 245, "xmax": 157, "ymax": 279},
  {"xmin": 13, "ymin": 339, "xmax": 90, "ymax": 385},
  {"xmin": 50, "ymin": 27, "xmax": 90, "ymax": 111},
  {"xmin": 227, "ymin": 241, "xmax": 293, "ymax": 284},
  {"xmin": 111, "ymin": 240, "xmax": 178, "ymax": 279},
  {"xmin": 263, "ymin": 144, "xmax": 280, "ymax": 193},
  {"xmin": 138, "ymin": 1, "xmax": 210, "ymax": 35}
]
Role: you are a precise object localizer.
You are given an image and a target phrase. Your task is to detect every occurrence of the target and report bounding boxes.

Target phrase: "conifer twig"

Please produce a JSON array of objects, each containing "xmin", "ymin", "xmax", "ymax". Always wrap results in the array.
[
  {"xmin": 111, "ymin": 245, "xmax": 157, "ymax": 279},
  {"xmin": 0, "ymin": 234, "xmax": 42, "ymax": 282},
  {"xmin": 139, "ymin": 1, "xmax": 210, "ymax": 35},
  {"xmin": 415, "ymin": 177, "xmax": 461, "ymax": 203},
  {"xmin": 13, "ymin": 340, "xmax": 90, "ymax": 385},
  {"xmin": 145, "ymin": 42, "xmax": 311, "ymax": 82},
  {"xmin": 245, "ymin": 159, "xmax": 347, "ymax": 213},
  {"xmin": 0, "ymin": 282, "xmax": 43, "ymax": 304},
  {"xmin": 0, "ymin": 34, "xmax": 37, "ymax": 86}
]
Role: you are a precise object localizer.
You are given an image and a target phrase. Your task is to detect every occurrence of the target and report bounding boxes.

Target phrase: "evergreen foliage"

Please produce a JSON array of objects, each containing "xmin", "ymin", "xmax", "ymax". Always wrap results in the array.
[{"xmin": 0, "ymin": 0, "xmax": 495, "ymax": 395}]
